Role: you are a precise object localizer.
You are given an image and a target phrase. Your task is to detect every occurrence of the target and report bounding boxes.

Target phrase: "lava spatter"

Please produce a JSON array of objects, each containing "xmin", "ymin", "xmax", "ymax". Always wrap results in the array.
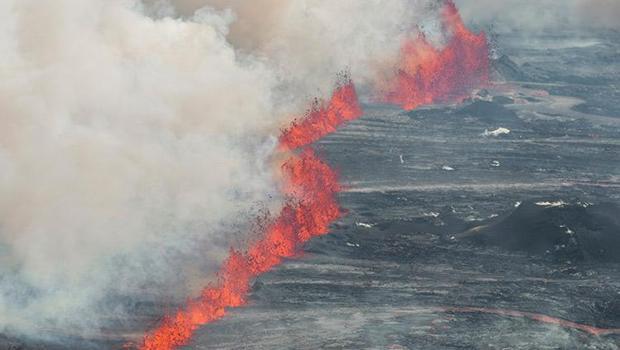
[
  {"xmin": 137, "ymin": 85, "xmax": 357, "ymax": 350},
  {"xmin": 135, "ymin": 3, "xmax": 490, "ymax": 349},
  {"xmin": 382, "ymin": 0, "xmax": 489, "ymax": 110},
  {"xmin": 279, "ymin": 75, "xmax": 362, "ymax": 151}
]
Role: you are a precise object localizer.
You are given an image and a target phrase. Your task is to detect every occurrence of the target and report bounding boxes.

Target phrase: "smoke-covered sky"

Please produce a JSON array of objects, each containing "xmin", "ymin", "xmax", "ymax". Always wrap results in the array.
[
  {"xmin": 0, "ymin": 0, "xmax": 443, "ymax": 340},
  {"xmin": 9, "ymin": 0, "xmax": 613, "ymax": 342},
  {"xmin": 455, "ymin": 0, "xmax": 620, "ymax": 31},
  {"xmin": 148, "ymin": 0, "xmax": 435, "ymax": 99},
  {"xmin": 0, "ymin": 0, "xmax": 290, "ymax": 337}
]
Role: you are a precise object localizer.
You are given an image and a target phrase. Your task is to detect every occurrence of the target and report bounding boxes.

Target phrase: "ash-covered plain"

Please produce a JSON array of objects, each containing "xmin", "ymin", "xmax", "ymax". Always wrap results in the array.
[
  {"xmin": 183, "ymin": 31, "xmax": 620, "ymax": 350},
  {"xmin": 3, "ymin": 24, "xmax": 620, "ymax": 350}
]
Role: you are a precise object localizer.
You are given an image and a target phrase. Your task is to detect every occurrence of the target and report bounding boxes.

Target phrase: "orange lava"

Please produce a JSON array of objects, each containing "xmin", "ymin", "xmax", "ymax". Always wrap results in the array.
[
  {"xmin": 134, "ymin": 3, "xmax": 491, "ymax": 349},
  {"xmin": 382, "ymin": 0, "xmax": 489, "ymax": 110},
  {"xmin": 279, "ymin": 75, "xmax": 363, "ymax": 151},
  {"xmin": 136, "ymin": 87, "xmax": 356, "ymax": 350},
  {"xmin": 442, "ymin": 306, "xmax": 620, "ymax": 337}
]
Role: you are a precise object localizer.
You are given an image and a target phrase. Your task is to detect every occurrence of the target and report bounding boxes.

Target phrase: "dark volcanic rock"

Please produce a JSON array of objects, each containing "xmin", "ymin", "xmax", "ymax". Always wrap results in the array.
[
  {"xmin": 376, "ymin": 206, "xmax": 470, "ymax": 236},
  {"xmin": 457, "ymin": 200, "xmax": 620, "ymax": 262},
  {"xmin": 491, "ymin": 95, "xmax": 514, "ymax": 105},
  {"xmin": 455, "ymin": 99, "xmax": 518, "ymax": 123},
  {"xmin": 491, "ymin": 54, "xmax": 530, "ymax": 82}
]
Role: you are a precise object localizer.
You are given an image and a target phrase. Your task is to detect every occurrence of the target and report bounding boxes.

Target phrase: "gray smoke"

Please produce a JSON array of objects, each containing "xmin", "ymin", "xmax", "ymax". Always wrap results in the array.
[
  {"xmin": 454, "ymin": 0, "xmax": 620, "ymax": 32},
  {"xmin": 0, "ymin": 0, "xmax": 283, "ymax": 338},
  {"xmin": 146, "ymin": 0, "xmax": 437, "ymax": 101},
  {"xmin": 0, "ymin": 0, "xmax": 442, "ymax": 341}
]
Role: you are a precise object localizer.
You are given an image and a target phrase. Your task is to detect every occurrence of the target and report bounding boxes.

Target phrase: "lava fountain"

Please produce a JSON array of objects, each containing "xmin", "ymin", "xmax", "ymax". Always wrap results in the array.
[
  {"xmin": 382, "ymin": 0, "xmax": 489, "ymax": 110},
  {"xmin": 135, "ymin": 78, "xmax": 362, "ymax": 350},
  {"xmin": 279, "ymin": 74, "xmax": 362, "ymax": 151},
  {"xmin": 134, "ymin": 2, "xmax": 490, "ymax": 349}
]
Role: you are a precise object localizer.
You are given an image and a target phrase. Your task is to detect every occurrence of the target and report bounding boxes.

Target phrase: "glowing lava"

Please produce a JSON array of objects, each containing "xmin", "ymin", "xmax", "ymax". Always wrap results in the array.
[
  {"xmin": 136, "ymin": 82, "xmax": 359, "ymax": 350},
  {"xmin": 382, "ymin": 0, "xmax": 489, "ymax": 110},
  {"xmin": 279, "ymin": 75, "xmax": 362, "ymax": 151},
  {"xmin": 135, "ymin": 2, "xmax": 489, "ymax": 349}
]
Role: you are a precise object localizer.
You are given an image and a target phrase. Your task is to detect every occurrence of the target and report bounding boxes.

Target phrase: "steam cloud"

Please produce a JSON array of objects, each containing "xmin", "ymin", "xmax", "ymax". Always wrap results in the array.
[
  {"xmin": 0, "ymin": 0, "xmax": 447, "ymax": 341},
  {"xmin": 455, "ymin": 0, "xmax": 620, "ymax": 31},
  {"xmin": 0, "ymin": 0, "xmax": 288, "ymax": 338}
]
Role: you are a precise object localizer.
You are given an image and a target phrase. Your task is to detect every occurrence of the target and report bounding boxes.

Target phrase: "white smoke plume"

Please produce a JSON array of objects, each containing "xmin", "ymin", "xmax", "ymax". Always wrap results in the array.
[
  {"xmin": 0, "ymin": 0, "xmax": 284, "ymax": 338},
  {"xmin": 454, "ymin": 0, "xmax": 620, "ymax": 32},
  {"xmin": 147, "ymin": 0, "xmax": 437, "ymax": 100},
  {"xmin": 0, "ymin": 0, "xmax": 439, "ymax": 341}
]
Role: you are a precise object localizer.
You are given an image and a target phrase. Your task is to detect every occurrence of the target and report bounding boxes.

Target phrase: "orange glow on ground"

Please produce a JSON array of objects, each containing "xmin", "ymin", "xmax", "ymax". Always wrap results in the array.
[
  {"xmin": 133, "ymin": 3, "xmax": 492, "ymax": 349},
  {"xmin": 442, "ymin": 307, "xmax": 620, "ymax": 337}
]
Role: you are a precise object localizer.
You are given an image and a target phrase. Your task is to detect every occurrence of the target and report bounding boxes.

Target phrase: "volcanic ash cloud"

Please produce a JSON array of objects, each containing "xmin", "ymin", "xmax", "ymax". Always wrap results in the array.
[
  {"xmin": 0, "ymin": 0, "xmax": 452, "ymax": 340},
  {"xmin": 0, "ymin": 0, "xmax": 282, "ymax": 336}
]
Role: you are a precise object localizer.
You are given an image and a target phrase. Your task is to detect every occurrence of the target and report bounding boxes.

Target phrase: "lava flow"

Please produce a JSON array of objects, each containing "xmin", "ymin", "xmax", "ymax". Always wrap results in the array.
[
  {"xmin": 279, "ymin": 75, "xmax": 362, "ymax": 151},
  {"xmin": 382, "ymin": 0, "xmax": 489, "ymax": 110},
  {"xmin": 135, "ymin": 2, "xmax": 489, "ymax": 348},
  {"xmin": 442, "ymin": 307, "xmax": 620, "ymax": 337},
  {"xmin": 135, "ymin": 79, "xmax": 362, "ymax": 350}
]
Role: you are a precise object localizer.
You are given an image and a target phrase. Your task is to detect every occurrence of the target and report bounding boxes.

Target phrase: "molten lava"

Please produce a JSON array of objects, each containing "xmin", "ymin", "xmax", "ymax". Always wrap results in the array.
[
  {"xmin": 279, "ymin": 75, "xmax": 362, "ymax": 151},
  {"xmin": 135, "ymin": 3, "xmax": 491, "ymax": 349},
  {"xmin": 137, "ymin": 84, "xmax": 358, "ymax": 350},
  {"xmin": 382, "ymin": 0, "xmax": 489, "ymax": 110}
]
